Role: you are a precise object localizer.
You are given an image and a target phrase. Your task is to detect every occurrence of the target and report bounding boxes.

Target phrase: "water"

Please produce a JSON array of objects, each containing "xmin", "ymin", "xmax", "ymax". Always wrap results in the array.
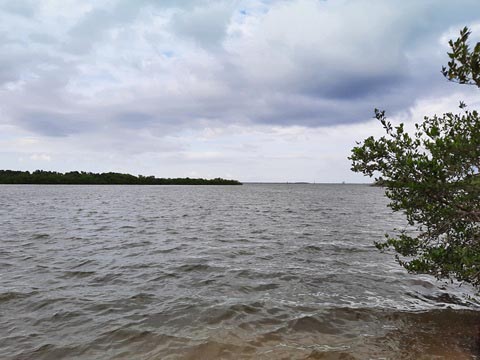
[{"xmin": 1, "ymin": 184, "xmax": 479, "ymax": 359}]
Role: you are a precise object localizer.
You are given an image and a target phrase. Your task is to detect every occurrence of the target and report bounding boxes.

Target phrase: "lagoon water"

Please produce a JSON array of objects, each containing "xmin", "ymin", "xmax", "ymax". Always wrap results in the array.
[{"xmin": 1, "ymin": 184, "xmax": 479, "ymax": 359}]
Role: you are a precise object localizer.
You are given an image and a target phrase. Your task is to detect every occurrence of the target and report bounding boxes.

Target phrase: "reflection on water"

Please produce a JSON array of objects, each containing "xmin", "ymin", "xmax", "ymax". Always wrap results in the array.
[{"xmin": 0, "ymin": 184, "xmax": 478, "ymax": 359}]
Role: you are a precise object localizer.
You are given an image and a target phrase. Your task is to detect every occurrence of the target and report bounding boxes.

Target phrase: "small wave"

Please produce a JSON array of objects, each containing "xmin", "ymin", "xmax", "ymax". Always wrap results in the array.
[
  {"xmin": 307, "ymin": 349, "xmax": 356, "ymax": 359},
  {"xmin": 150, "ymin": 272, "xmax": 181, "ymax": 281},
  {"xmin": 32, "ymin": 233, "xmax": 49, "ymax": 239},
  {"xmin": 95, "ymin": 225, "xmax": 110, "ymax": 231},
  {"xmin": 151, "ymin": 245, "xmax": 185, "ymax": 254},
  {"xmin": 0, "ymin": 291, "xmax": 35, "ymax": 303},
  {"xmin": 130, "ymin": 293, "xmax": 156, "ymax": 303},
  {"xmin": 121, "ymin": 240, "xmax": 152, "ymax": 249},
  {"xmin": 33, "ymin": 310, "xmax": 83, "ymax": 326},
  {"xmin": 302, "ymin": 245, "xmax": 322, "ymax": 252},
  {"xmin": 174, "ymin": 264, "xmax": 218, "ymax": 272},
  {"xmin": 204, "ymin": 303, "xmax": 264, "ymax": 325},
  {"xmin": 250, "ymin": 229, "xmax": 266, "ymax": 234},
  {"xmin": 91, "ymin": 273, "xmax": 127, "ymax": 285},
  {"xmin": 32, "ymin": 297, "xmax": 67, "ymax": 310},
  {"xmin": 407, "ymin": 290, "xmax": 474, "ymax": 307},
  {"xmin": 71, "ymin": 259, "xmax": 96, "ymax": 268},
  {"xmin": 61, "ymin": 270, "xmax": 96, "ymax": 279},
  {"xmin": 252, "ymin": 283, "xmax": 280, "ymax": 292},
  {"xmin": 287, "ymin": 315, "xmax": 338, "ymax": 334},
  {"xmin": 20, "ymin": 241, "xmax": 35, "ymax": 247}
]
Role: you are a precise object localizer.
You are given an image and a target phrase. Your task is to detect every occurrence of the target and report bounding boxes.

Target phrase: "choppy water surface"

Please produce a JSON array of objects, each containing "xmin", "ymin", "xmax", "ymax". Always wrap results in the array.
[{"xmin": 1, "ymin": 184, "xmax": 479, "ymax": 359}]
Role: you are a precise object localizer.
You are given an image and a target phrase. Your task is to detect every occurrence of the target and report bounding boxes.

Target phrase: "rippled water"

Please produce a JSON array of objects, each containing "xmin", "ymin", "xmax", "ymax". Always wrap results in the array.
[{"xmin": 1, "ymin": 184, "xmax": 479, "ymax": 359}]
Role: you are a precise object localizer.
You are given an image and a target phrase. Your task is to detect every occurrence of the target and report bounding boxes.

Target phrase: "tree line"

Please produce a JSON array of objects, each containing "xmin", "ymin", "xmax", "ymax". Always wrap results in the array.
[{"xmin": 0, "ymin": 170, "xmax": 242, "ymax": 185}]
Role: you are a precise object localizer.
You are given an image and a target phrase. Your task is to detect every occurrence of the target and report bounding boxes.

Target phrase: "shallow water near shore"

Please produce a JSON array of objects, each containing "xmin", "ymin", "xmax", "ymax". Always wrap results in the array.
[{"xmin": 1, "ymin": 184, "xmax": 479, "ymax": 359}]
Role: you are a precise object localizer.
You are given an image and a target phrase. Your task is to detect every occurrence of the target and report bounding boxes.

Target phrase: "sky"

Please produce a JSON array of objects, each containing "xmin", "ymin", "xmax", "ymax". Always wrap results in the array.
[{"xmin": 0, "ymin": 0, "xmax": 480, "ymax": 183}]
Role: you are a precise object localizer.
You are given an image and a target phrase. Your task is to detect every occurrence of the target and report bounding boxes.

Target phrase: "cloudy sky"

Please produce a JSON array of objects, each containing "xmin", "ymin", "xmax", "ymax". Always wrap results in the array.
[{"xmin": 1, "ymin": 0, "xmax": 479, "ymax": 182}]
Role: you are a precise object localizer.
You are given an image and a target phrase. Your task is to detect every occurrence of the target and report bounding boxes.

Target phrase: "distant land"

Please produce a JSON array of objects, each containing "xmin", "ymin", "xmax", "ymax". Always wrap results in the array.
[
  {"xmin": 372, "ymin": 175, "xmax": 479, "ymax": 187},
  {"xmin": 0, "ymin": 170, "xmax": 242, "ymax": 185}
]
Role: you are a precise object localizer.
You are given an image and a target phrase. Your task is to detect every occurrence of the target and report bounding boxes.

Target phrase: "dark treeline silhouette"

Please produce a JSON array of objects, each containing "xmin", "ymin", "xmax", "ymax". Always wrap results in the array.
[{"xmin": 0, "ymin": 170, "xmax": 242, "ymax": 185}]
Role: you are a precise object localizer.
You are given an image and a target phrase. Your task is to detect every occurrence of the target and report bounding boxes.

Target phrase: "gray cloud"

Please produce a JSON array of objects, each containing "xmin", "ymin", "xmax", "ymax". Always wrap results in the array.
[
  {"xmin": 115, "ymin": 112, "xmax": 155, "ymax": 129},
  {"xmin": 0, "ymin": 0, "xmax": 37, "ymax": 17},
  {"xmin": 170, "ymin": 2, "xmax": 237, "ymax": 48},
  {"xmin": 19, "ymin": 112, "xmax": 91, "ymax": 137}
]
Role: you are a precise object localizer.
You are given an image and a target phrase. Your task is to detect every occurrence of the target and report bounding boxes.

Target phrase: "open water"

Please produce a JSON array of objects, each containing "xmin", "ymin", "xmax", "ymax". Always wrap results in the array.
[{"xmin": 1, "ymin": 184, "xmax": 479, "ymax": 359}]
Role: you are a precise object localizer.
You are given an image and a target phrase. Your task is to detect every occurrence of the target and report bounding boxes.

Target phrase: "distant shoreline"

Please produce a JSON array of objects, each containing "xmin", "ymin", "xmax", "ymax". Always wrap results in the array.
[
  {"xmin": 242, "ymin": 182, "xmax": 372, "ymax": 185},
  {"xmin": 0, "ymin": 170, "xmax": 242, "ymax": 185}
]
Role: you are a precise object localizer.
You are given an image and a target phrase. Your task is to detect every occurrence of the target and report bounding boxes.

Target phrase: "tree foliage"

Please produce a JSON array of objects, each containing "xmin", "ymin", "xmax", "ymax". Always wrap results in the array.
[
  {"xmin": 349, "ymin": 28, "xmax": 480, "ymax": 286},
  {"xmin": 442, "ymin": 26, "xmax": 480, "ymax": 87}
]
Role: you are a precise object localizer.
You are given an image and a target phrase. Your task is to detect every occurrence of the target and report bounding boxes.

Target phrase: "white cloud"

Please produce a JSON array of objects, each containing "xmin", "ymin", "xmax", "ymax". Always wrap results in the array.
[{"xmin": 29, "ymin": 153, "xmax": 51, "ymax": 161}]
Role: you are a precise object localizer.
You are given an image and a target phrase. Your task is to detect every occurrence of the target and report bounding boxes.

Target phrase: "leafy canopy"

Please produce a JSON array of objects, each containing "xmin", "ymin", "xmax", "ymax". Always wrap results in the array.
[{"xmin": 349, "ymin": 27, "xmax": 480, "ymax": 286}]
